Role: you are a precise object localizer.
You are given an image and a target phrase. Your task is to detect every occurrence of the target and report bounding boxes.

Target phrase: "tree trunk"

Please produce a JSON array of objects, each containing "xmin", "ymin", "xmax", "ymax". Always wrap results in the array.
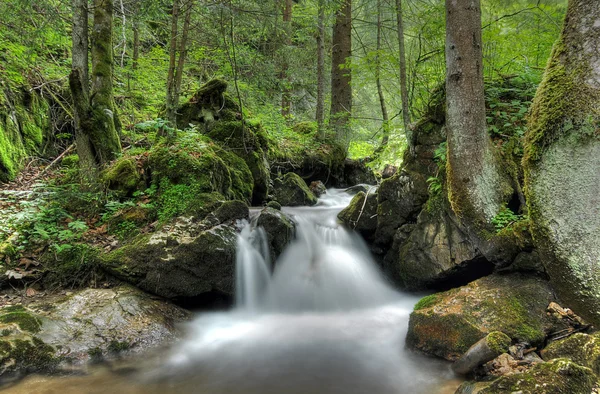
[
  {"xmin": 396, "ymin": 0, "xmax": 412, "ymax": 153},
  {"xmin": 524, "ymin": 0, "xmax": 600, "ymax": 325},
  {"xmin": 330, "ymin": 0, "xmax": 352, "ymax": 150},
  {"xmin": 444, "ymin": 0, "xmax": 506, "ymax": 225},
  {"xmin": 70, "ymin": 0, "xmax": 122, "ymax": 179},
  {"xmin": 376, "ymin": 0, "xmax": 390, "ymax": 148},
  {"xmin": 174, "ymin": 0, "xmax": 193, "ymax": 105},
  {"xmin": 316, "ymin": 0, "xmax": 326, "ymax": 138},
  {"xmin": 280, "ymin": 0, "xmax": 293, "ymax": 117},
  {"xmin": 166, "ymin": 0, "xmax": 180, "ymax": 125},
  {"xmin": 72, "ymin": 0, "xmax": 89, "ymax": 98}
]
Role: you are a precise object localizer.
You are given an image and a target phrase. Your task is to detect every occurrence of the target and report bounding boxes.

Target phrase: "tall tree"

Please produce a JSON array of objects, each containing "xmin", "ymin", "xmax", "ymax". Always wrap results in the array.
[
  {"xmin": 396, "ymin": 0, "xmax": 411, "ymax": 153},
  {"xmin": 280, "ymin": 0, "xmax": 293, "ymax": 117},
  {"xmin": 72, "ymin": 0, "xmax": 88, "ymax": 97},
  {"xmin": 375, "ymin": 0, "xmax": 390, "ymax": 148},
  {"xmin": 444, "ymin": 0, "xmax": 506, "ymax": 225},
  {"xmin": 524, "ymin": 0, "xmax": 600, "ymax": 324},
  {"xmin": 316, "ymin": 0, "xmax": 326, "ymax": 138},
  {"xmin": 70, "ymin": 0, "xmax": 122, "ymax": 179},
  {"xmin": 166, "ymin": 0, "xmax": 180, "ymax": 125},
  {"xmin": 330, "ymin": 0, "xmax": 352, "ymax": 149}
]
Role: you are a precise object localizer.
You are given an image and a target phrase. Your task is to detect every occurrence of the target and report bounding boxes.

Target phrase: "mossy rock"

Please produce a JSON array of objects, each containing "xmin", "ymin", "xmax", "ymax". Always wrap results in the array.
[
  {"xmin": 292, "ymin": 121, "xmax": 317, "ymax": 135},
  {"xmin": 338, "ymin": 191, "xmax": 378, "ymax": 238},
  {"xmin": 406, "ymin": 274, "xmax": 568, "ymax": 361},
  {"xmin": 101, "ymin": 157, "xmax": 142, "ymax": 195},
  {"xmin": 0, "ymin": 306, "xmax": 41, "ymax": 333},
  {"xmin": 272, "ymin": 172, "xmax": 317, "ymax": 207},
  {"xmin": 476, "ymin": 359, "xmax": 596, "ymax": 394},
  {"xmin": 0, "ymin": 337, "xmax": 57, "ymax": 376},
  {"xmin": 176, "ymin": 79, "xmax": 239, "ymax": 129},
  {"xmin": 542, "ymin": 333, "xmax": 600, "ymax": 375},
  {"xmin": 207, "ymin": 121, "xmax": 270, "ymax": 205},
  {"xmin": 255, "ymin": 207, "xmax": 296, "ymax": 262}
]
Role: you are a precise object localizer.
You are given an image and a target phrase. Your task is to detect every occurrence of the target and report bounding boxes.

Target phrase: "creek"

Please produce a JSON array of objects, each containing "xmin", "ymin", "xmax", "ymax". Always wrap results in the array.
[{"xmin": 3, "ymin": 189, "xmax": 461, "ymax": 394}]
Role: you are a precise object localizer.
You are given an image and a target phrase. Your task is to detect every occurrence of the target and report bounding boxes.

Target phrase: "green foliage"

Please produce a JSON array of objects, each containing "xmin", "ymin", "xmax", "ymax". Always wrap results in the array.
[
  {"xmin": 492, "ymin": 204, "xmax": 526, "ymax": 232},
  {"xmin": 414, "ymin": 294, "xmax": 440, "ymax": 311}
]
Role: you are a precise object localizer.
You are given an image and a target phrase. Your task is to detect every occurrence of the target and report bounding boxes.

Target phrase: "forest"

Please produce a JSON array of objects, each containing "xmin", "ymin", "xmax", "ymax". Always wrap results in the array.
[{"xmin": 0, "ymin": 0, "xmax": 599, "ymax": 393}]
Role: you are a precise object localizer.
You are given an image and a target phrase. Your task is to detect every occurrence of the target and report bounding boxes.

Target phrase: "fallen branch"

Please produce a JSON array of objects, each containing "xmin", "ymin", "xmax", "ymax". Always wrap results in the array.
[{"xmin": 30, "ymin": 144, "xmax": 75, "ymax": 182}]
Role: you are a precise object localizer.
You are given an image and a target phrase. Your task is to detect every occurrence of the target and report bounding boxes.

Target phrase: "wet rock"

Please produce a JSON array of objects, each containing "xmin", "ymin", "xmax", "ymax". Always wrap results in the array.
[
  {"xmin": 309, "ymin": 181, "xmax": 327, "ymax": 197},
  {"xmin": 101, "ymin": 212, "xmax": 246, "ymax": 303},
  {"xmin": 255, "ymin": 207, "xmax": 296, "ymax": 262},
  {"xmin": 381, "ymin": 164, "xmax": 397, "ymax": 179},
  {"xmin": 0, "ymin": 286, "xmax": 189, "ymax": 376},
  {"xmin": 273, "ymin": 172, "xmax": 317, "ymax": 206},
  {"xmin": 453, "ymin": 332, "xmax": 512, "ymax": 375},
  {"xmin": 406, "ymin": 274, "xmax": 568, "ymax": 361},
  {"xmin": 498, "ymin": 250, "xmax": 546, "ymax": 276},
  {"xmin": 542, "ymin": 333, "xmax": 600, "ymax": 375},
  {"xmin": 458, "ymin": 359, "xmax": 596, "ymax": 394},
  {"xmin": 344, "ymin": 184, "xmax": 373, "ymax": 195},
  {"xmin": 341, "ymin": 158, "xmax": 376, "ymax": 187},
  {"xmin": 383, "ymin": 208, "xmax": 489, "ymax": 290},
  {"xmin": 373, "ymin": 171, "xmax": 428, "ymax": 246},
  {"xmin": 338, "ymin": 191, "xmax": 378, "ymax": 238}
]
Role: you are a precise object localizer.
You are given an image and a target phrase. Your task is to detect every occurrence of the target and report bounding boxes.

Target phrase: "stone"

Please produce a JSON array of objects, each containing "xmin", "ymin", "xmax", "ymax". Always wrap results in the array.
[
  {"xmin": 542, "ymin": 333, "xmax": 600, "ymax": 375},
  {"xmin": 101, "ymin": 212, "xmax": 246, "ymax": 303},
  {"xmin": 453, "ymin": 332, "xmax": 512, "ymax": 375},
  {"xmin": 0, "ymin": 286, "xmax": 189, "ymax": 376},
  {"xmin": 341, "ymin": 158, "xmax": 376, "ymax": 187},
  {"xmin": 337, "ymin": 191, "xmax": 378, "ymax": 238},
  {"xmin": 272, "ymin": 172, "xmax": 317, "ymax": 207},
  {"xmin": 373, "ymin": 171, "xmax": 428, "ymax": 246},
  {"xmin": 309, "ymin": 181, "xmax": 327, "ymax": 197},
  {"xmin": 255, "ymin": 207, "xmax": 296, "ymax": 262},
  {"xmin": 381, "ymin": 164, "xmax": 397, "ymax": 179},
  {"xmin": 406, "ymin": 274, "xmax": 568, "ymax": 361},
  {"xmin": 384, "ymin": 208, "xmax": 490, "ymax": 290}
]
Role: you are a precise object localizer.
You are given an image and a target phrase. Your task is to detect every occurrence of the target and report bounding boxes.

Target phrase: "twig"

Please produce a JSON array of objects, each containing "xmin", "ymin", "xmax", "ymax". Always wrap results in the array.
[
  {"xmin": 30, "ymin": 144, "xmax": 75, "ymax": 182},
  {"xmin": 353, "ymin": 186, "xmax": 375, "ymax": 229}
]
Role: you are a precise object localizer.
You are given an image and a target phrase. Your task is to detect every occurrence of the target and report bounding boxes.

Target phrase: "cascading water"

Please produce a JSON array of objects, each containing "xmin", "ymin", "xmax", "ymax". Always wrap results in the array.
[{"xmin": 155, "ymin": 188, "xmax": 457, "ymax": 394}]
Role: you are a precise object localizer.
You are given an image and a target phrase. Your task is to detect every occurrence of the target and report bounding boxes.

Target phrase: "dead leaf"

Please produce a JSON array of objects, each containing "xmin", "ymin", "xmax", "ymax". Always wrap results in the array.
[{"xmin": 26, "ymin": 288, "xmax": 38, "ymax": 297}]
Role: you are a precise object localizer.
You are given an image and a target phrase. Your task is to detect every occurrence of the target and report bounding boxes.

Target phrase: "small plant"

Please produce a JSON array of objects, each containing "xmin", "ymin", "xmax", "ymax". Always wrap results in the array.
[
  {"xmin": 427, "ymin": 176, "xmax": 443, "ymax": 196},
  {"xmin": 492, "ymin": 204, "xmax": 524, "ymax": 232}
]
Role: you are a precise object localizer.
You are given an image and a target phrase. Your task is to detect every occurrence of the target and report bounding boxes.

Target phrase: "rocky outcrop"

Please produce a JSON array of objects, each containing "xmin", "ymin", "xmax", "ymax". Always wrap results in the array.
[
  {"xmin": 273, "ymin": 172, "xmax": 317, "ymax": 206},
  {"xmin": 455, "ymin": 359, "xmax": 596, "ymax": 394},
  {"xmin": 337, "ymin": 190, "xmax": 378, "ymax": 238},
  {"xmin": 0, "ymin": 286, "xmax": 189, "ymax": 376},
  {"xmin": 340, "ymin": 158, "xmax": 376, "ymax": 187},
  {"xmin": 255, "ymin": 207, "xmax": 295, "ymax": 262},
  {"xmin": 101, "ymin": 203, "xmax": 249, "ymax": 305},
  {"xmin": 542, "ymin": 333, "xmax": 600, "ymax": 375},
  {"xmin": 406, "ymin": 274, "xmax": 568, "ymax": 361},
  {"xmin": 383, "ymin": 208, "xmax": 491, "ymax": 290}
]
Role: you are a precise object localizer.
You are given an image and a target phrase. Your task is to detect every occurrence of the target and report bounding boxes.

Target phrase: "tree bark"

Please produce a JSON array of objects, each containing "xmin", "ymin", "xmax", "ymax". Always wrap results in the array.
[
  {"xmin": 444, "ymin": 0, "xmax": 506, "ymax": 225},
  {"xmin": 166, "ymin": 0, "xmax": 180, "ymax": 125},
  {"xmin": 376, "ymin": 0, "xmax": 390, "ymax": 148},
  {"xmin": 316, "ymin": 0, "xmax": 326, "ymax": 138},
  {"xmin": 72, "ymin": 0, "xmax": 89, "ymax": 98},
  {"xmin": 174, "ymin": 0, "xmax": 193, "ymax": 105},
  {"xmin": 280, "ymin": 0, "xmax": 293, "ymax": 117},
  {"xmin": 330, "ymin": 0, "xmax": 352, "ymax": 150},
  {"xmin": 523, "ymin": 0, "xmax": 600, "ymax": 325},
  {"xmin": 396, "ymin": 0, "xmax": 412, "ymax": 153}
]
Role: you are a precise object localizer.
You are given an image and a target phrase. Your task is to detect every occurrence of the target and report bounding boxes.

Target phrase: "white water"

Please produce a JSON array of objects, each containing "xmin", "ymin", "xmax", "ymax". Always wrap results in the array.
[{"xmin": 152, "ymin": 188, "xmax": 456, "ymax": 394}]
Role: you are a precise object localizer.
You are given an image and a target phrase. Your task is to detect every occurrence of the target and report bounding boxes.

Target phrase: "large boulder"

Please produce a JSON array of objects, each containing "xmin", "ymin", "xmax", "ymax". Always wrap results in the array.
[
  {"xmin": 101, "ymin": 204, "xmax": 248, "ymax": 304},
  {"xmin": 175, "ymin": 79, "xmax": 239, "ymax": 129},
  {"xmin": 337, "ymin": 191, "xmax": 378, "ymax": 238},
  {"xmin": 542, "ymin": 333, "xmax": 600, "ymax": 375},
  {"xmin": 273, "ymin": 172, "xmax": 317, "ymax": 206},
  {"xmin": 255, "ymin": 207, "xmax": 296, "ymax": 262},
  {"xmin": 455, "ymin": 359, "xmax": 596, "ymax": 394},
  {"xmin": 373, "ymin": 171, "xmax": 428, "ymax": 246},
  {"xmin": 0, "ymin": 286, "xmax": 189, "ymax": 376},
  {"xmin": 384, "ymin": 208, "xmax": 491, "ymax": 290},
  {"xmin": 523, "ymin": 1, "xmax": 600, "ymax": 325},
  {"xmin": 340, "ymin": 158, "xmax": 376, "ymax": 187},
  {"xmin": 406, "ymin": 274, "xmax": 568, "ymax": 361}
]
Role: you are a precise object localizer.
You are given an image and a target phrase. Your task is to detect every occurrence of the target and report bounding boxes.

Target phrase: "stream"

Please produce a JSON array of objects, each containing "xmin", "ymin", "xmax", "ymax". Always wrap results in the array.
[{"xmin": 3, "ymin": 189, "xmax": 461, "ymax": 394}]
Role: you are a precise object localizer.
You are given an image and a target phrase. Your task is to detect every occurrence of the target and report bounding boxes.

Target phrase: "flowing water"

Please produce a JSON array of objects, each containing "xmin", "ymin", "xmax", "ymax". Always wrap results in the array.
[{"xmin": 3, "ymin": 189, "xmax": 461, "ymax": 394}]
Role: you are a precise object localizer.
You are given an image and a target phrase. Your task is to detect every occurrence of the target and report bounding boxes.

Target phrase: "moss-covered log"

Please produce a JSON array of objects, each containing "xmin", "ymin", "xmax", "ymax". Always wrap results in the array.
[{"xmin": 523, "ymin": 0, "xmax": 600, "ymax": 325}]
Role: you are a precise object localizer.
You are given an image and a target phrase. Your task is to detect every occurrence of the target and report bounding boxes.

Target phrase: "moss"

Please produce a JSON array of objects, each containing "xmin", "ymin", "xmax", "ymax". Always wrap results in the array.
[
  {"xmin": 42, "ymin": 244, "xmax": 101, "ymax": 288},
  {"xmin": 0, "ymin": 337, "xmax": 58, "ymax": 373},
  {"xmin": 486, "ymin": 331, "xmax": 511, "ymax": 354},
  {"xmin": 414, "ymin": 294, "xmax": 440, "ymax": 311},
  {"xmin": 107, "ymin": 340, "xmax": 130, "ymax": 353},
  {"xmin": 292, "ymin": 122, "xmax": 317, "ymax": 135},
  {"xmin": 0, "ymin": 308, "xmax": 42, "ymax": 333},
  {"xmin": 542, "ymin": 333, "xmax": 600, "ymax": 375},
  {"xmin": 273, "ymin": 172, "xmax": 317, "ymax": 206},
  {"xmin": 266, "ymin": 201, "xmax": 281, "ymax": 210},
  {"xmin": 101, "ymin": 157, "xmax": 142, "ymax": 194}
]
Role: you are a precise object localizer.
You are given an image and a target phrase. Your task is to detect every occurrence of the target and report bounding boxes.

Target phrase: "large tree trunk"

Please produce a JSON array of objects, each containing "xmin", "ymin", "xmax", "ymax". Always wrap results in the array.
[
  {"xmin": 166, "ymin": 0, "xmax": 180, "ymax": 125},
  {"xmin": 316, "ymin": 0, "xmax": 326, "ymax": 138},
  {"xmin": 524, "ymin": 0, "xmax": 600, "ymax": 325},
  {"xmin": 396, "ymin": 0, "xmax": 411, "ymax": 153},
  {"xmin": 174, "ymin": 0, "xmax": 193, "ymax": 105},
  {"xmin": 444, "ymin": 0, "xmax": 506, "ymax": 226},
  {"xmin": 72, "ymin": 0, "xmax": 89, "ymax": 97},
  {"xmin": 70, "ymin": 0, "xmax": 122, "ymax": 179},
  {"xmin": 280, "ymin": 0, "xmax": 293, "ymax": 117},
  {"xmin": 330, "ymin": 0, "xmax": 352, "ymax": 149},
  {"xmin": 376, "ymin": 0, "xmax": 390, "ymax": 148}
]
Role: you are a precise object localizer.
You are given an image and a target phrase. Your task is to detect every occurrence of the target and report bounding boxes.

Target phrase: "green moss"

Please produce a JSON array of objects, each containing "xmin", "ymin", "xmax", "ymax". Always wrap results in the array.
[
  {"xmin": 42, "ymin": 244, "xmax": 101, "ymax": 288},
  {"xmin": 486, "ymin": 331, "xmax": 511, "ymax": 354},
  {"xmin": 0, "ymin": 309, "xmax": 42, "ymax": 333},
  {"xmin": 414, "ymin": 294, "xmax": 440, "ymax": 311},
  {"xmin": 0, "ymin": 337, "xmax": 58, "ymax": 373},
  {"xmin": 107, "ymin": 340, "xmax": 130, "ymax": 353},
  {"xmin": 542, "ymin": 333, "xmax": 600, "ymax": 375},
  {"xmin": 292, "ymin": 122, "xmax": 317, "ymax": 135},
  {"xmin": 273, "ymin": 172, "xmax": 317, "ymax": 206},
  {"xmin": 101, "ymin": 157, "xmax": 142, "ymax": 194}
]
